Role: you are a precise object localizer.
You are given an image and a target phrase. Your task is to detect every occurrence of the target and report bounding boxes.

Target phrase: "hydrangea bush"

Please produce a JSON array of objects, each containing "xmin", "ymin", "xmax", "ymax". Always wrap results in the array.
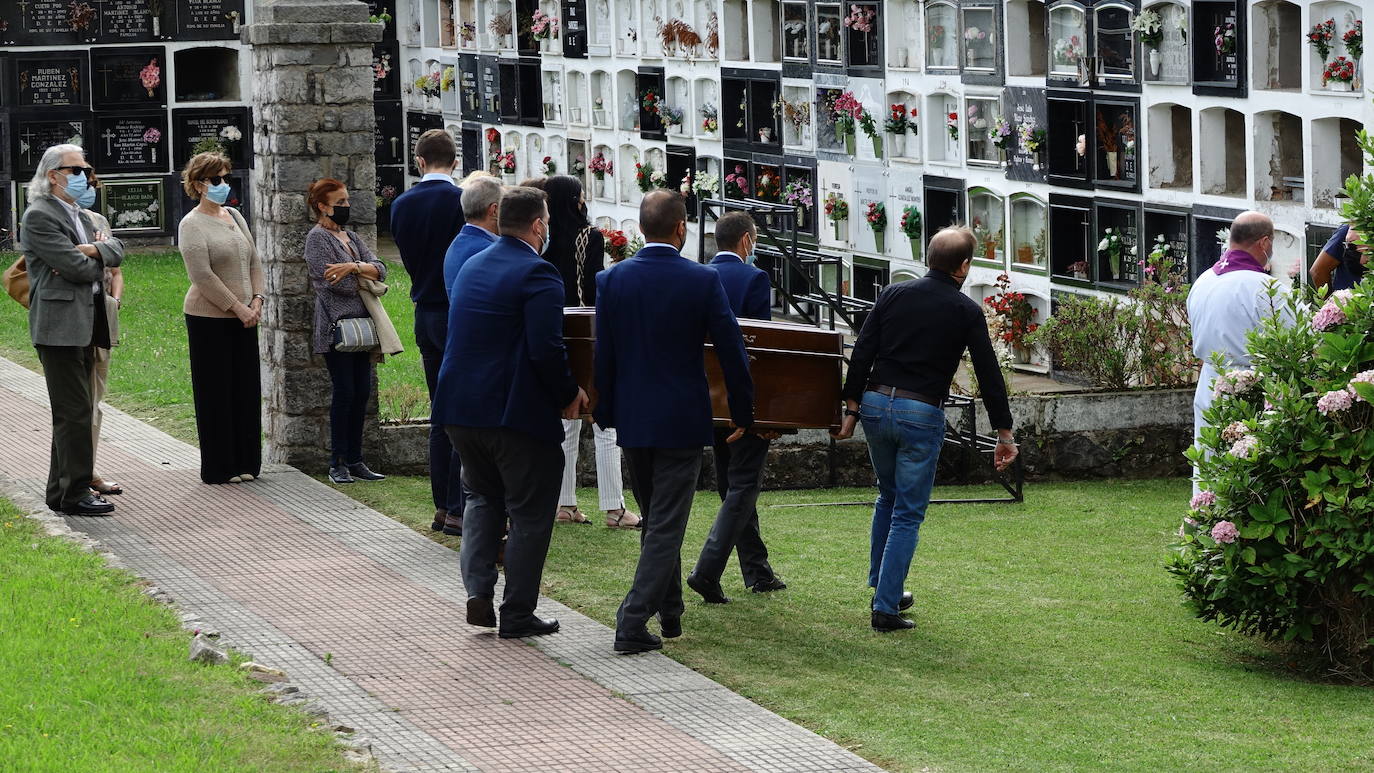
[{"xmin": 1171, "ymin": 284, "xmax": 1374, "ymax": 680}]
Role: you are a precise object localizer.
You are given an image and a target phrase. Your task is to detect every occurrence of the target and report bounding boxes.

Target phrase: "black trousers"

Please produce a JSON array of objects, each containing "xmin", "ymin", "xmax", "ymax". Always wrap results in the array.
[
  {"xmin": 36, "ymin": 344, "xmax": 97, "ymax": 511},
  {"xmin": 416, "ymin": 307, "xmax": 464, "ymax": 516},
  {"xmin": 186, "ymin": 315, "xmax": 262, "ymax": 484},
  {"xmin": 618, "ymin": 446, "xmax": 702, "ymax": 633},
  {"xmin": 323, "ymin": 350, "xmax": 372, "ymax": 466},
  {"xmin": 694, "ymin": 428, "xmax": 775, "ymax": 588},
  {"xmin": 447, "ymin": 425, "xmax": 562, "ymax": 624}
]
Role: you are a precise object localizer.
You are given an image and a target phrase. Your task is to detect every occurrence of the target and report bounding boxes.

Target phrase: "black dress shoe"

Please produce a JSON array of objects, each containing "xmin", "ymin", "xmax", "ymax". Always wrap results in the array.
[
  {"xmin": 347, "ymin": 462, "xmax": 386, "ymax": 481},
  {"xmin": 871, "ymin": 611, "xmax": 915, "ymax": 632},
  {"xmin": 63, "ymin": 494, "xmax": 114, "ymax": 516},
  {"xmin": 499, "ymin": 616, "xmax": 559, "ymax": 639},
  {"xmin": 687, "ymin": 572, "xmax": 730, "ymax": 604},
  {"xmin": 871, "ymin": 591, "xmax": 915, "ymax": 612},
  {"xmin": 328, "ymin": 465, "xmax": 354, "ymax": 484},
  {"xmin": 466, "ymin": 597, "xmax": 496, "ymax": 628},
  {"xmin": 659, "ymin": 615, "xmax": 682, "ymax": 639},
  {"xmin": 750, "ymin": 576, "xmax": 788, "ymax": 593},
  {"xmin": 614, "ymin": 627, "xmax": 663, "ymax": 653},
  {"xmin": 430, "ymin": 508, "xmax": 447, "ymax": 531}
]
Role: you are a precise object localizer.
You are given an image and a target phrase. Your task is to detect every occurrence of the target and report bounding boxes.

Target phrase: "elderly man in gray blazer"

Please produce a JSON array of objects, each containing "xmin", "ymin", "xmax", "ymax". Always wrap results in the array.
[{"xmin": 20, "ymin": 144, "xmax": 124, "ymax": 515}]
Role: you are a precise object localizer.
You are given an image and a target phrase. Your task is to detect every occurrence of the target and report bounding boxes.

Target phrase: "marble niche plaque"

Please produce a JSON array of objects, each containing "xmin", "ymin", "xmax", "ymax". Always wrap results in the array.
[
  {"xmin": 1, "ymin": 0, "xmax": 99, "ymax": 45},
  {"xmin": 90, "ymin": 46, "xmax": 166, "ymax": 110},
  {"xmin": 170, "ymin": 106, "xmax": 250, "ymax": 169},
  {"xmin": 13, "ymin": 53, "xmax": 89, "ymax": 108},
  {"xmin": 12, "ymin": 116, "xmax": 91, "ymax": 174},
  {"xmin": 94, "ymin": 113, "xmax": 168, "ymax": 172},
  {"xmin": 174, "ymin": 0, "xmax": 245, "ymax": 40},
  {"xmin": 406, "ymin": 111, "xmax": 442, "ymax": 175},
  {"xmin": 101, "ymin": 176, "xmax": 166, "ymax": 233},
  {"xmin": 95, "ymin": 0, "xmax": 156, "ymax": 42},
  {"xmin": 374, "ymin": 100, "xmax": 403, "ymax": 165}
]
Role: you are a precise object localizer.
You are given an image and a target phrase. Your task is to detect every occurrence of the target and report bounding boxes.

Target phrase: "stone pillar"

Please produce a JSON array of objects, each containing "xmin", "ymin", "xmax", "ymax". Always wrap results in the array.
[{"xmin": 246, "ymin": 0, "xmax": 381, "ymax": 470}]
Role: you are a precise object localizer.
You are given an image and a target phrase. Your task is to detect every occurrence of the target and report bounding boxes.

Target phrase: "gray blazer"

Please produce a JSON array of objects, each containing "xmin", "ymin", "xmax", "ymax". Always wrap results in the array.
[{"xmin": 19, "ymin": 195, "xmax": 124, "ymax": 347}]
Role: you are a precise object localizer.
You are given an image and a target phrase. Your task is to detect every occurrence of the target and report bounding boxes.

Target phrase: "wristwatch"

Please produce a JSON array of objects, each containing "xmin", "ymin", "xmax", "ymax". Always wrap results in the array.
[{"xmin": 844, "ymin": 408, "xmax": 861, "ymax": 418}]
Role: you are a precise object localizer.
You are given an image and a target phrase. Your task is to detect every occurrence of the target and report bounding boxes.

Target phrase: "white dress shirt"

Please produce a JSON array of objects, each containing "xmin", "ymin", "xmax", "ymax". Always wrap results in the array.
[
  {"xmin": 57, "ymin": 196, "xmax": 100, "ymax": 293},
  {"xmin": 420, "ymin": 172, "xmax": 459, "ymax": 186}
]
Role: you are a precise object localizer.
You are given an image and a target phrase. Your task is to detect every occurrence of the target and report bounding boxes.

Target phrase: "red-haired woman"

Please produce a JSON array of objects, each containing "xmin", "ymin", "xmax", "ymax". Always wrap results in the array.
[{"xmin": 305, "ymin": 178, "xmax": 388, "ymax": 484}]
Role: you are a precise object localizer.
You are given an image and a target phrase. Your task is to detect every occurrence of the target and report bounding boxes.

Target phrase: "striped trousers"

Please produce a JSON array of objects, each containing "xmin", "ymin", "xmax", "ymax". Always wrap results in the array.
[{"xmin": 559, "ymin": 418, "xmax": 626, "ymax": 511}]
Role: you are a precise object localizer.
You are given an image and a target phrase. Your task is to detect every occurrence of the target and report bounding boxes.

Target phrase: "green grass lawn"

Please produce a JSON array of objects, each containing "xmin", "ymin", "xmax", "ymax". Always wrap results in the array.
[
  {"xmin": 334, "ymin": 476, "xmax": 1374, "ymax": 773},
  {"xmin": 0, "ymin": 250, "xmax": 430, "ymax": 444},
  {"xmin": 0, "ymin": 499, "xmax": 366, "ymax": 772}
]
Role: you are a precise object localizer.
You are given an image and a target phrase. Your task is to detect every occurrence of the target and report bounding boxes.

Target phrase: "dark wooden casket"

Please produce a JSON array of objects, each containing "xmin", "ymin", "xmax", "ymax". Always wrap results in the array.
[{"xmin": 564, "ymin": 307, "xmax": 844, "ymax": 430}]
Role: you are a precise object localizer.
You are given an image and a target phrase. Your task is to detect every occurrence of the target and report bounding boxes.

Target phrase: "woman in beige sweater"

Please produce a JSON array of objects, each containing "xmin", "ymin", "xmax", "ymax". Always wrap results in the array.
[{"xmin": 177, "ymin": 152, "xmax": 265, "ymax": 484}]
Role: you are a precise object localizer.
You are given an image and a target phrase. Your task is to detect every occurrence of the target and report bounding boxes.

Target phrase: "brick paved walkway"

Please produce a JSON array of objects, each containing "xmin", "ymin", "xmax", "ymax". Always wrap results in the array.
[{"xmin": 0, "ymin": 357, "xmax": 883, "ymax": 773}]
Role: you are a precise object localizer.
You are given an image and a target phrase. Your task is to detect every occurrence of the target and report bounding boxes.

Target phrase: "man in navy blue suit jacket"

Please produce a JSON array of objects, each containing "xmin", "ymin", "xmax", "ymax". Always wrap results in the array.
[
  {"xmin": 435, "ymin": 187, "xmax": 587, "ymax": 639},
  {"xmin": 593, "ymin": 191, "xmax": 754, "ymax": 654},
  {"xmin": 442, "ymin": 175, "xmax": 502, "ymax": 296},
  {"xmin": 688, "ymin": 212, "xmax": 786, "ymax": 606},
  {"xmin": 389, "ymin": 129, "xmax": 467, "ymax": 535}
]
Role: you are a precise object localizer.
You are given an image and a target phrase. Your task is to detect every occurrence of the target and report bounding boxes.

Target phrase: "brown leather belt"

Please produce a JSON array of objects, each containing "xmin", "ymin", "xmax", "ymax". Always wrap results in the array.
[{"xmin": 866, "ymin": 382, "xmax": 940, "ymax": 407}]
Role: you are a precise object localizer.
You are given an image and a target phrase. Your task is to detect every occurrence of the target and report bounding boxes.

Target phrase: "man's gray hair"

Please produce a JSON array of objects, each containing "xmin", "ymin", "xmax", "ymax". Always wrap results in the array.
[
  {"xmin": 461, "ymin": 176, "xmax": 504, "ymax": 220},
  {"xmin": 27, "ymin": 144, "xmax": 85, "ymax": 201}
]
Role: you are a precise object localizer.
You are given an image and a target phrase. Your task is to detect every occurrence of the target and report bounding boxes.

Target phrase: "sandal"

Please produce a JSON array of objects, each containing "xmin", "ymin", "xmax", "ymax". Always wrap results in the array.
[
  {"xmin": 556, "ymin": 506, "xmax": 590, "ymax": 524},
  {"xmin": 90, "ymin": 478, "xmax": 124, "ymax": 496},
  {"xmin": 606, "ymin": 509, "xmax": 641, "ymax": 529}
]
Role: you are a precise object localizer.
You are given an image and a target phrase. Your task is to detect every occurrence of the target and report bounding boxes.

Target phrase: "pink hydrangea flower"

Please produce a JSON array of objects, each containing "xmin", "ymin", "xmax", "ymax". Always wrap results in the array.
[
  {"xmin": 1333, "ymin": 289, "xmax": 1355, "ymax": 303},
  {"xmin": 1190, "ymin": 491, "xmax": 1217, "ymax": 510},
  {"xmin": 1351, "ymin": 371, "xmax": 1374, "ymax": 402},
  {"xmin": 1312, "ymin": 301, "xmax": 1348, "ymax": 331},
  {"xmin": 1229, "ymin": 434, "xmax": 1259, "ymax": 458},
  {"xmin": 1317, "ymin": 387, "xmax": 1355, "ymax": 415},
  {"xmin": 1211, "ymin": 520, "xmax": 1239, "ymax": 544},
  {"xmin": 1221, "ymin": 421, "xmax": 1248, "ymax": 442},
  {"xmin": 1213, "ymin": 369, "xmax": 1258, "ymax": 397}
]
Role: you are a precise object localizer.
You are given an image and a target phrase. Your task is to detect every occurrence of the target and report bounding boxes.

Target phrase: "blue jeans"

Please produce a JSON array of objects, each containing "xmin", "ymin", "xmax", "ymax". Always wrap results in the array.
[{"xmin": 860, "ymin": 391, "xmax": 944, "ymax": 615}]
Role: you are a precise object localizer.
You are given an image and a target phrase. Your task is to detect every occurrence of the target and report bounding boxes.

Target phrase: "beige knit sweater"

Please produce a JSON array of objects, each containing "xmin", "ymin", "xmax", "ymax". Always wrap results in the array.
[{"xmin": 178, "ymin": 207, "xmax": 265, "ymax": 318}]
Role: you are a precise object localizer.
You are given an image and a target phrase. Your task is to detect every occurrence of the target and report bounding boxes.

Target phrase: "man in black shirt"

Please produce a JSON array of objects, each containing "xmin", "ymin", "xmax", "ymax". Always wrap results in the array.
[{"xmin": 833, "ymin": 226, "xmax": 1018, "ymax": 632}]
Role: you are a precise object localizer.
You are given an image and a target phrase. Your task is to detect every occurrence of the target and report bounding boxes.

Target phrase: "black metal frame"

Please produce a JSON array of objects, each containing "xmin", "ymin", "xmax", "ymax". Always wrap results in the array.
[{"xmin": 699, "ymin": 197, "xmax": 1025, "ymax": 507}]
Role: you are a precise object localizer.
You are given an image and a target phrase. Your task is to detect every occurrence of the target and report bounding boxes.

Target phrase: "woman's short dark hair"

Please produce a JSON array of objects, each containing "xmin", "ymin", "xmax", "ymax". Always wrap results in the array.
[
  {"xmin": 713, "ymin": 212, "xmax": 756, "ymax": 253},
  {"xmin": 498, "ymin": 187, "xmax": 548, "ymax": 234}
]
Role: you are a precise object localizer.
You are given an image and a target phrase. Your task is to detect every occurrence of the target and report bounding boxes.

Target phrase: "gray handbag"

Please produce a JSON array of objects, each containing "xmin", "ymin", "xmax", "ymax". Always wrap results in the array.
[{"xmin": 332, "ymin": 316, "xmax": 379, "ymax": 352}]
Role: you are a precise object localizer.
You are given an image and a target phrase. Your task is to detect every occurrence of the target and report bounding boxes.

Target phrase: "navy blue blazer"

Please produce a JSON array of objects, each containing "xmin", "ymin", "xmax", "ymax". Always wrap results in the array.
[
  {"xmin": 442, "ymin": 223, "xmax": 498, "ymax": 295},
  {"xmin": 390, "ymin": 179, "xmax": 464, "ymax": 309},
  {"xmin": 593, "ymin": 244, "xmax": 754, "ymax": 448},
  {"xmin": 708, "ymin": 252, "xmax": 772, "ymax": 321},
  {"xmin": 433, "ymin": 236, "xmax": 579, "ymax": 443}
]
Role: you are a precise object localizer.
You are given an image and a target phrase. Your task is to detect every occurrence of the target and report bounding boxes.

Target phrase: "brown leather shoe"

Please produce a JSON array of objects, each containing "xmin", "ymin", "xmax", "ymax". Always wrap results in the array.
[
  {"xmin": 430, "ymin": 508, "xmax": 447, "ymax": 532},
  {"xmin": 443, "ymin": 511, "xmax": 463, "ymax": 536}
]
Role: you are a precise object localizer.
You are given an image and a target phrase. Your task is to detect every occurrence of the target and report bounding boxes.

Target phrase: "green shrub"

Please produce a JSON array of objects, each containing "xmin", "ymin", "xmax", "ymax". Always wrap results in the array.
[{"xmin": 1171, "ymin": 283, "xmax": 1374, "ymax": 681}]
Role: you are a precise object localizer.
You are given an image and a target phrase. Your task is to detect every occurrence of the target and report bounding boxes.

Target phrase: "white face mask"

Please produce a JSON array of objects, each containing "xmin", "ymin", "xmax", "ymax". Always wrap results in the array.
[{"xmin": 538, "ymin": 219, "xmax": 550, "ymax": 255}]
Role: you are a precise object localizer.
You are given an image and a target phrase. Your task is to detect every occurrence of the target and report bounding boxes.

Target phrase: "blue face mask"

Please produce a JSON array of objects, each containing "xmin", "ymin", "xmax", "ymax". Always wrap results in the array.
[
  {"xmin": 63, "ymin": 172, "xmax": 89, "ymax": 203},
  {"xmin": 206, "ymin": 181, "xmax": 232, "ymax": 205},
  {"xmin": 744, "ymin": 237, "xmax": 758, "ymax": 265},
  {"xmin": 76, "ymin": 184, "xmax": 98, "ymax": 210}
]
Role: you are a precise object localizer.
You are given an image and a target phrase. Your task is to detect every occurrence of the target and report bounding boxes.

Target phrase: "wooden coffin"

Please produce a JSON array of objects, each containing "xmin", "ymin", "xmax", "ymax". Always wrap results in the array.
[{"xmin": 564, "ymin": 307, "xmax": 844, "ymax": 430}]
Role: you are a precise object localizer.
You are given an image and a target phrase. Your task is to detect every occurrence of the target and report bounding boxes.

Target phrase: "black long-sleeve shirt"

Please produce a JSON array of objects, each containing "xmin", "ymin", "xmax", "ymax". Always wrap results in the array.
[{"xmin": 841, "ymin": 269, "xmax": 1014, "ymax": 430}]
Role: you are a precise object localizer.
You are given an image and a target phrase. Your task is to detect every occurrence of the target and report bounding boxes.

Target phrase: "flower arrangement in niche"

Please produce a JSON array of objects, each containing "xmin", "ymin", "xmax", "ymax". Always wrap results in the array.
[
  {"xmin": 989, "ymin": 117, "xmax": 1013, "ymax": 151},
  {"xmin": 1098, "ymin": 227, "xmax": 1124, "ymax": 278},
  {"xmin": 489, "ymin": 11, "xmax": 513, "ymax": 38},
  {"xmin": 693, "ymin": 172, "xmax": 719, "ymax": 197},
  {"xmin": 540, "ymin": 155, "xmax": 556, "ymax": 175},
  {"xmin": 842, "ymin": 4, "xmax": 874, "ymax": 32},
  {"xmin": 755, "ymin": 169, "xmax": 780, "ymax": 199},
  {"xmin": 899, "ymin": 206, "xmax": 921, "ymax": 240},
  {"xmin": 1131, "ymin": 9, "xmax": 1162, "ymax": 49},
  {"xmin": 928, "ymin": 24, "xmax": 945, "ymax": 49},
  {"xmin": 496, "ymin": 151, "xmax": 516, "ymax": 173},
  {"xmin": 699, "ymin": 103, "xmax": 719, "ymax": 134},
  {"xmin": 641, "ymin": 90, "xmax": 662, "ymax": 117},
  {"xmin": 824, "ymin": 192, "xmax": 848, "ymax": 239},
  {"xmin": 634, "ymin": 161, "xmax": 660, "ymax": 192},
  {"xmin": 530, "ymin": 10, "xmax": 559, "ymax": 40},
  {"xmin": 866, "ymin": 201, "xmax": 887, "ymax": 251},
  {"xmin": 139, "ymin": 58, "xmax": 160, "ymax": 97},
  {"xmin": 1214, "ymin": 22, "xmax": 1236, "ymax": 56},
  {"xmin": 440, "ymin": 66, "xmax": 455, "ymax": 92},
  {"xmin": 883, "ymin": 104, "xmax": 912, "ymax": 135},
  {"xmin": 66, "ymin": 1, "xmax": 95, "ymax": 32},
  {"xmin": 783, "ymin": 178, "xmax": 813, "ymax": 217},
  {"xmin": 219, "ymin": 125, "xmax": 241, "ymax": 150},
  {"xmin": 946, "ymin": 111, "xmax": 959, "ymax": 141},
  {"xmin": 1325, "ymin": 55, "xmax": 1357, "ymax": 84},
  {"xmin": 414, "ymin": 71, "xmax": 441, "ymax": 98},
  {"xmin": 775, "ymin": 97, "xmax": 812, "ymax": 130},
  {"xmin": 141, "ymin": 127, "xmax": 160, "ymax": 144},
  {"xmin": 1053, "ymin": 34, "xmax": 1083, "ymax": 65},
  {"xmin": 1309, "ymin": 18, "xmax": 1337, "ymax": 61},
  {"xmin": 660, "ymin": 104, "xmax": 685, "ymax": 130},
  {"xmin": 724, "ymin": 164, "xmax": 750, "ymax": 196},
  {"xmin": 589, "ymin": 152, "xmax": 612, "ymax": 179},
  {"xmin": 601, "ymin": 228, "xmax": 632, "ymax": 261},
  {"xmin": 1345, "ymin": 20, "xmax": 1363, "ymax": 61},
  {"xmin": 963, "ymin": 26, "xmax": 986, "ymax": 43},
  {"xmin": 831, "ymin": 91, "xmax": 863, "ymax": 141},
  {"xmin": 983, "ymin": 273, "xmax": 1039, "ymax": 349},
  {"xmin": 459, "ymin": 21, "xmax": 476, "ymax": 42},
  {"xmin": 372, "ymin": 51, "xmax": 392, "ymax": 80},
  {"xmin": 572, "ymin": 154, "xmax": 586, "ymax": 175}
]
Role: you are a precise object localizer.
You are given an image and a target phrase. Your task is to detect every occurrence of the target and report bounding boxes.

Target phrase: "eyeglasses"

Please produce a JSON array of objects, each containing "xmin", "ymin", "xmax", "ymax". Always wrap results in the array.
[
  {"xmin": 55, "ymin": 165, "xmax": 95, "ymax": 178},
  {"xmin": 202, "ymin": 175, "xmax": 228, "ymax": 185}
]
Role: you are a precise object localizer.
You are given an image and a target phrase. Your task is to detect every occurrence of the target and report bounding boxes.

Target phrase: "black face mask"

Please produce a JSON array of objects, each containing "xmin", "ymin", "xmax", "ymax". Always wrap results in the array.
[
  {"xmin": 328, "ymin": 205, "xmax": 351, "ymax": 227},
  {"xmin": 578, "ymin": 202, "xmax": 589, "ymax": 221}
]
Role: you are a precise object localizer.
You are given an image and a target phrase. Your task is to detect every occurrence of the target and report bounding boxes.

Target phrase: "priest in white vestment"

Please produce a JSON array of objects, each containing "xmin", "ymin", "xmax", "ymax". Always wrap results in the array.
[{"xmin": 1186, "ymin": 212, "xmax": 1294, "ymax": 492}]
